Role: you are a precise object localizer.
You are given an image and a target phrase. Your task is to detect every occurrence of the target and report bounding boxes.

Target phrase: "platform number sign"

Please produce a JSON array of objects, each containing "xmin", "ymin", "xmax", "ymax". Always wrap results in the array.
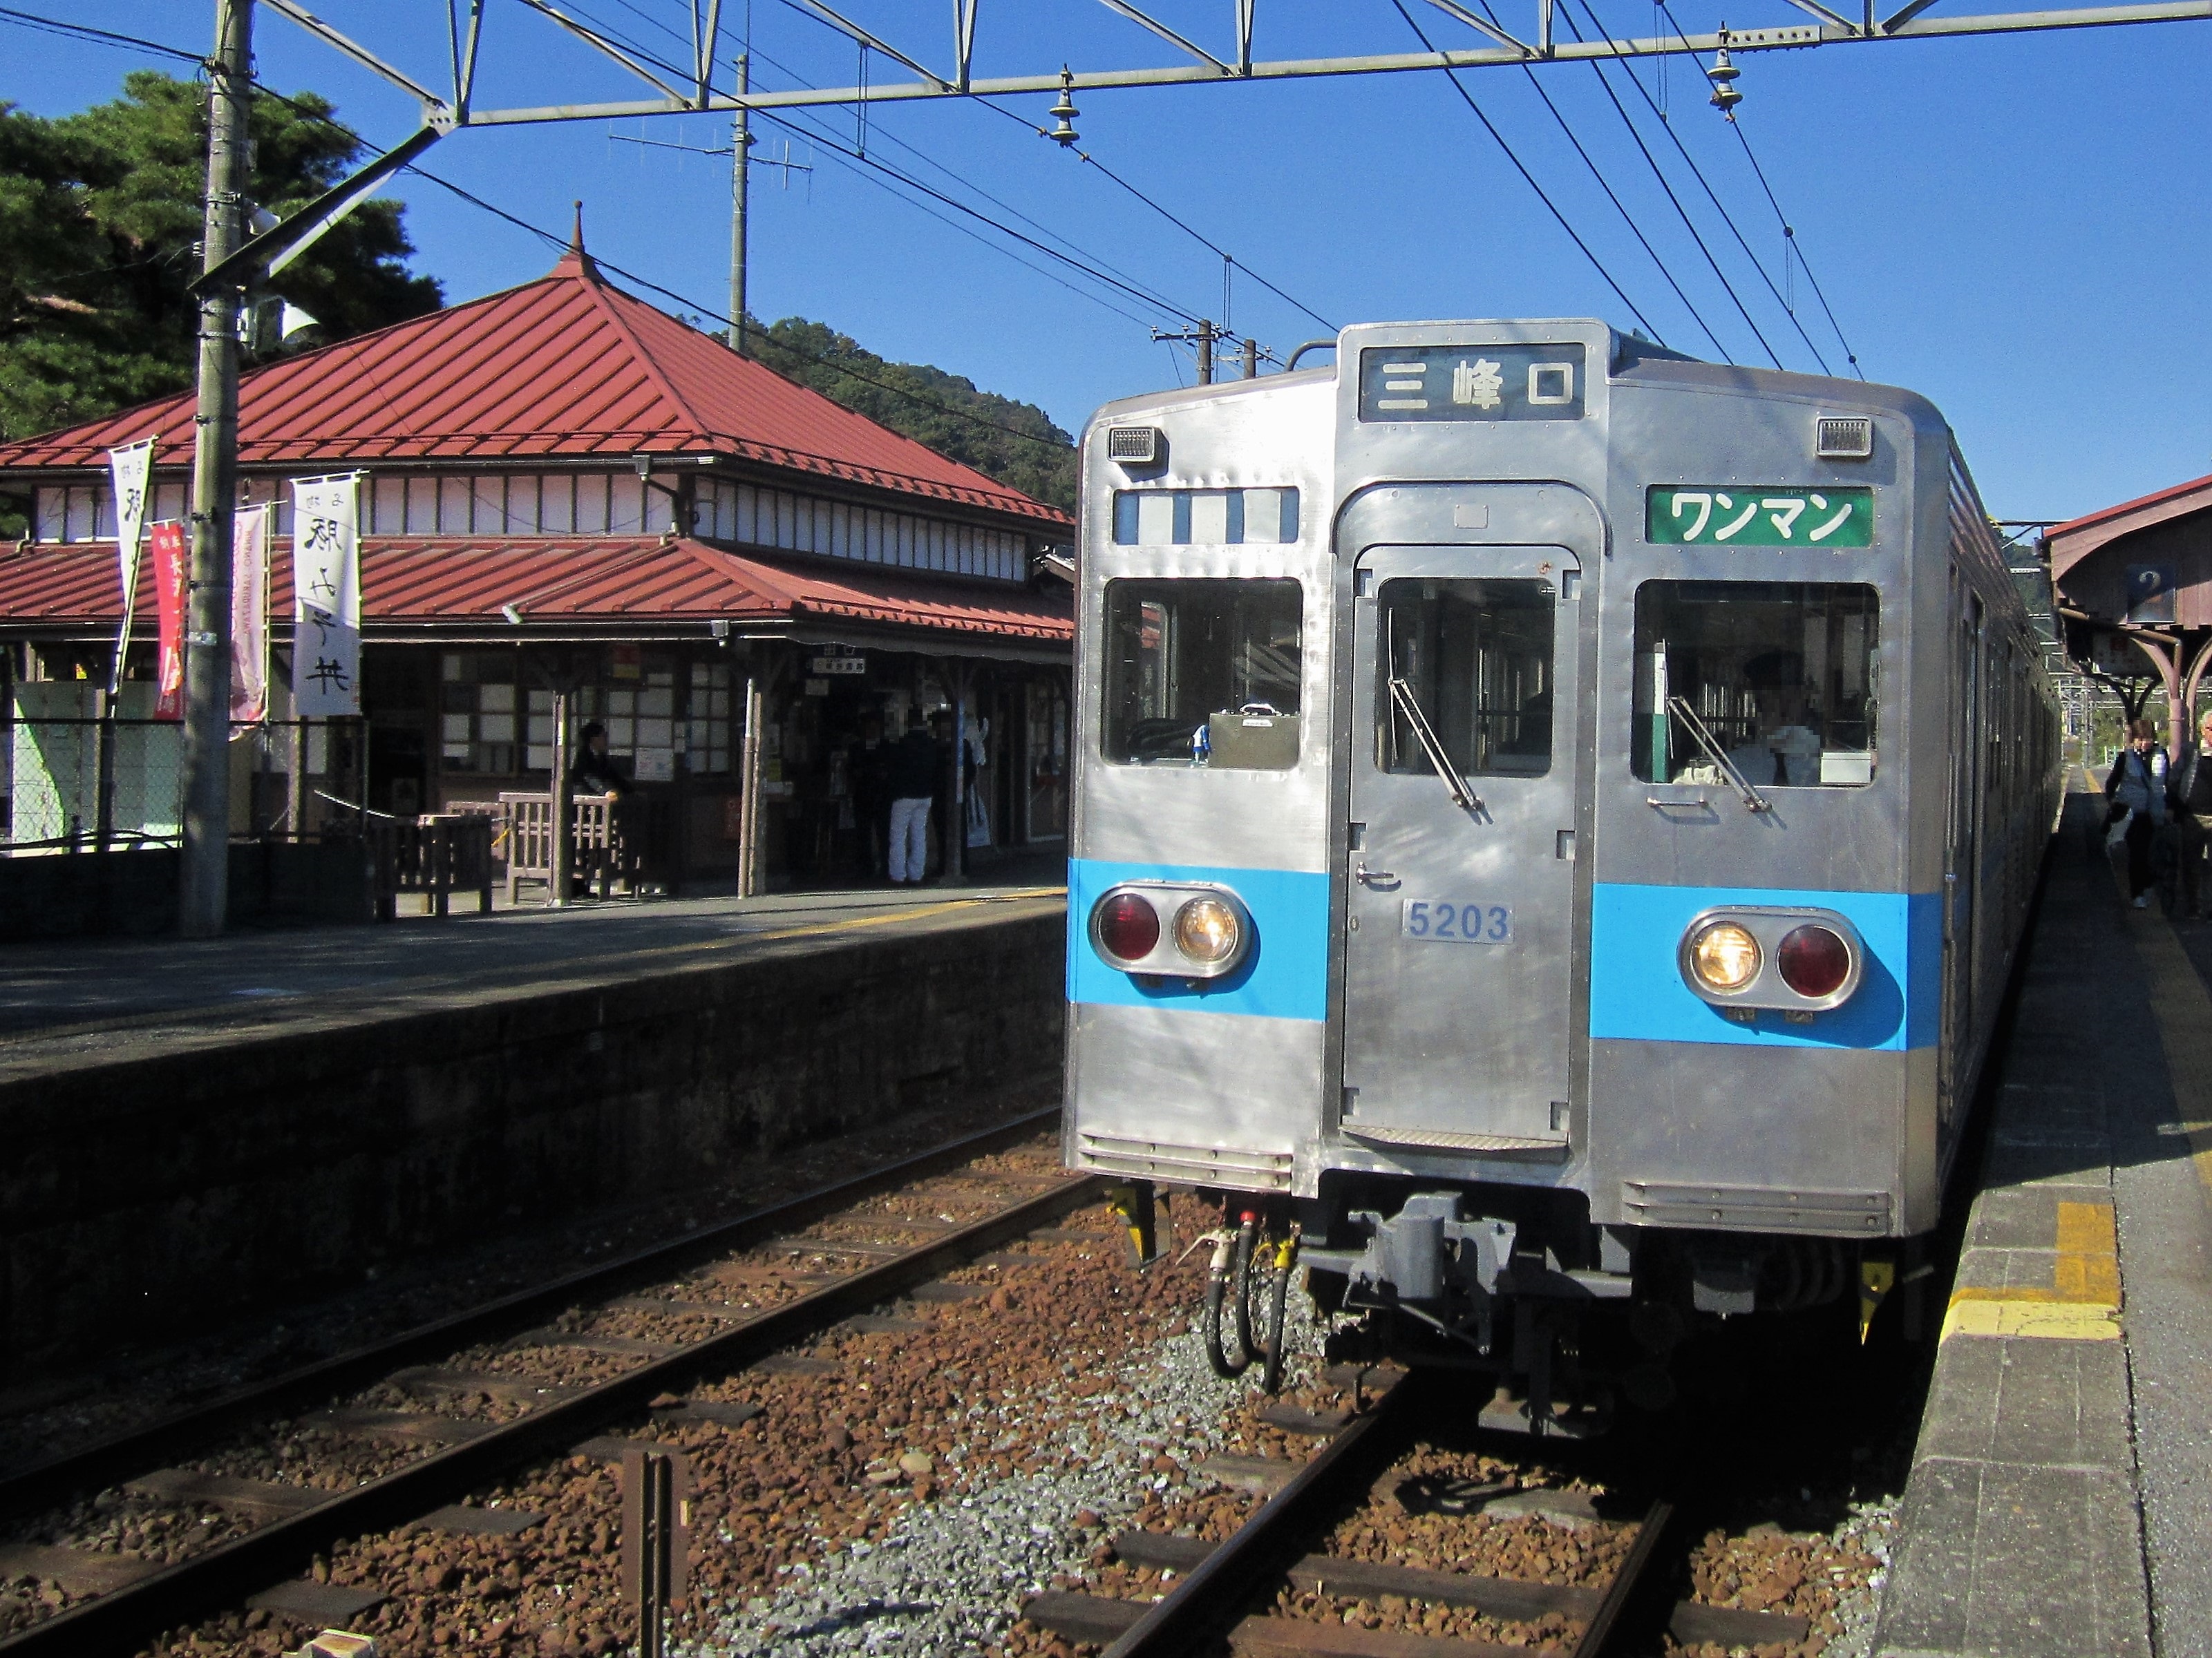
[
  {"xmin": 1646, "ymin": 486, "xmax": 1874, "ymax": 547},
  {"xmin": 2125, "ymin": 563, "xmax": 2179, "ymax": 624}
]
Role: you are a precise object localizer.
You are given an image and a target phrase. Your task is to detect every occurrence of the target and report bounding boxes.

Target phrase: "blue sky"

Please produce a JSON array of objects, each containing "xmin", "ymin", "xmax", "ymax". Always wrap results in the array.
[{"xmin": 8, "ymin": 1, "xmax": 2207, "ymax": 521}]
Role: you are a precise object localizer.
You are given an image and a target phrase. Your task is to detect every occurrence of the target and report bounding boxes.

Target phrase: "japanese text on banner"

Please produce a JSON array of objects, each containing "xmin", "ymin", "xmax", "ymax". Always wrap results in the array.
[
  {"xmin": 290, "ymin": 475, "xmax": 361, "ymax": 718},
  {"xmin": 231, "ymin": 504, "xmax": 270, "ymax": 725},
  {"xmin": 106, "ymin": 440, "xmax": 153, "ymax": 684},
  {"xmin": 149, "ymin": 522, "xmax": 187, "ymax": 720}
]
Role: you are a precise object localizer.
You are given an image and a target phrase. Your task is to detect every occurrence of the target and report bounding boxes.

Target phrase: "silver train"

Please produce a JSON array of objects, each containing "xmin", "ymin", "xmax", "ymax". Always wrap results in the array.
[{"xmin": 1061, "ymin": 320, "xmax": 2060, "ymax": 1430}]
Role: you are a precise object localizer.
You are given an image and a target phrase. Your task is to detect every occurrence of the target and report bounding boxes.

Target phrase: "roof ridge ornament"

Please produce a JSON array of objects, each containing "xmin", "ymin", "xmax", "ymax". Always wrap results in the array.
[{"xmin": 557, "ymin": 199, "xmax": 601, "ymax": 280}]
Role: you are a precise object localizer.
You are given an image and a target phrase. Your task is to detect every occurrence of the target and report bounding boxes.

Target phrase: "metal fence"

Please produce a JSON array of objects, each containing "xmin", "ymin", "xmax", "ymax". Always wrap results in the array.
[{"xmin": 0, "ymin": 718, "xmax": 354, "ymax": 852}]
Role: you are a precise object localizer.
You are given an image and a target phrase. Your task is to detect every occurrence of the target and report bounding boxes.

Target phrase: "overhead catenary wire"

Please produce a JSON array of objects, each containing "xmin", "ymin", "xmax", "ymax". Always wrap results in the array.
[
  {"xmin": 1453, "ymin": 0, "xmax": 1732, "ymax": 360},
  {"xmin": 1535, "ymin": 0, "xmax": 1789, "ymax": 368},
  {"xmin": 1388, "ymin": 0, "xmax": 1668, "ymax": 344},
  {"xmin": 1577, "ymin": 0, "xmax": 1849, "ymax": 375},
  {"xmin": 735, "ymin": 39, "xmax": 1195, "ymax": 328},
  {"xmin": 531, "ymin": 2, "xmax": 1228, "ymax": 339},
  {"xmin": 764, "ymin": 0, "xmax": 1336, "ymax": 341},
  {"xmin": 1721, "ymin": 113, "xmax": 1866, "ymax": 377}
]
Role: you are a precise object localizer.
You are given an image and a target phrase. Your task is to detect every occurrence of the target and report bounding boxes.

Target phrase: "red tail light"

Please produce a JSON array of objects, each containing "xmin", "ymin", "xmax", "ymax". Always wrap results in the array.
[
  {"xmin": 1777, "ymin": 925, "xmax": 1851, "ymax": 998},
  {"xmin": 1093, "ymin": 891, "xmax": 1160, "ymax": 963}
]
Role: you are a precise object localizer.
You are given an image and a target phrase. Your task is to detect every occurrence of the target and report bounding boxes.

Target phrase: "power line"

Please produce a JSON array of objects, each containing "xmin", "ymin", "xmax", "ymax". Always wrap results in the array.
[
  {"xmin": 1452, "ymin": 0, "xmax": 1729, "ymax": 359},
  {"xmin": 0, "ymin": 5, "xmax": 202, "ymax": 64},
  {"xmin": 1724, "ymin": 115, "xmax": 1866, "ymax": 377},
  {"xmin": 1388, "ymin": 0, "xmax": 1667, "ymax": 343}
]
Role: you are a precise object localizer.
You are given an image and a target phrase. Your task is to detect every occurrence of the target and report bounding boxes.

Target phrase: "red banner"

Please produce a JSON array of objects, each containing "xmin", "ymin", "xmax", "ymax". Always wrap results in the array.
[{"xmin": 150, "ymin": 520, "xmax": 186, "ymax": 720}]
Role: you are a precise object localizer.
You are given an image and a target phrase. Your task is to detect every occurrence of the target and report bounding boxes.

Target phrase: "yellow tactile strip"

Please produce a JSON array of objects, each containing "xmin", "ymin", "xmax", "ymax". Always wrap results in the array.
[{"xmin": 1942, "ymin": 1199, "xmax": 2121, "ymax": 1342}]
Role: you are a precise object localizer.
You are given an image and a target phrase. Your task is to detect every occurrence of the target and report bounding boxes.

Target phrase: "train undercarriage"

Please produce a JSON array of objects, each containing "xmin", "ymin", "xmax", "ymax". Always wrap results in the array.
[{"xmin": 1108, "ymin": 1178, "xmax": 1925, "ymax": 1437}]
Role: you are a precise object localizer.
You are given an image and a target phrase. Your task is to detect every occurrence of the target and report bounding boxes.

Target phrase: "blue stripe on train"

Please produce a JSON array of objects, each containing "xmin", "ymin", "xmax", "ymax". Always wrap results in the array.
[
  {"xmin": 1066, "ymin": 859, "xmax": 1330, "ymax": 1022},
  {"xmin": 1588, "ymin": 883, "xmax": 1941, "ymax": 1051}
]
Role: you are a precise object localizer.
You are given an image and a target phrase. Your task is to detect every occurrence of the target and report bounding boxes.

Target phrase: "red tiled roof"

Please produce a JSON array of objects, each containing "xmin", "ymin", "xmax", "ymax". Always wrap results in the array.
[
  {"xmin": 0, "ymin": 537, "xmax": 1074, "ymax": 643},
  {"xmin": 2045, "ymin": 472, "xmax": 2212, "ymax": 581},
  {"xmin": 0, "ymin": 245, "xmax": 1069, "ymax": 529}
]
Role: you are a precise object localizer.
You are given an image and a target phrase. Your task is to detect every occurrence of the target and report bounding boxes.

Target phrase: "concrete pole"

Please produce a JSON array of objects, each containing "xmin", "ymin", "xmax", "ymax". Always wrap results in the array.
[
  {"xmin": 178, "ymin": 0, "xmax": 252, "ymax": 936},
  {"xmin": 730, "ymin": 53, "xmax": 751, "ymax": 354},
  {"xmin": 550, "ymin": 687, "xmax": 573, "ymax": 906},
  {"xmin": 1243, "ymin": 338, "xmax": 1259, "ymax": 379},
  {"xmin": 737, "ymin": 667, "xmax": 764, "ymax": 897},
  {"xmin": 1196, "ymin": 320, "xmax": 1214, "ymax": 385}
]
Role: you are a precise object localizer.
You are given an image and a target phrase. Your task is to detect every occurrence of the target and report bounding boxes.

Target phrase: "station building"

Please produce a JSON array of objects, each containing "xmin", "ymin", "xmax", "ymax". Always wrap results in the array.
[
  {"xmin": 2046, "ymin": 472, "xmax": 2212, "ymax": 747},
  {"xmin": 0, "ymin": 236, "xmax": 1074, "ymax": 888}
]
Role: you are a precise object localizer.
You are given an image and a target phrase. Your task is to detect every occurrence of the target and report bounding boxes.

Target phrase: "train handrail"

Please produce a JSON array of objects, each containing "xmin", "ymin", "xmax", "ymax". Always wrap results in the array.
[{"xmin": 1285, "ymin": 338, "xmax": 1337, "ymax": 371}]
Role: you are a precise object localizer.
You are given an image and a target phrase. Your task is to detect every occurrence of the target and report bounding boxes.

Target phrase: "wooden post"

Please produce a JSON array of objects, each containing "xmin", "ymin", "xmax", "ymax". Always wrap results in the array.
[
  {"xmin": 550, "ymin": 688, "xmax": 573, "ymax": 906},
  {"xmin": 737, "ymin": 667, "xmax": 764, "ymax": 898}
]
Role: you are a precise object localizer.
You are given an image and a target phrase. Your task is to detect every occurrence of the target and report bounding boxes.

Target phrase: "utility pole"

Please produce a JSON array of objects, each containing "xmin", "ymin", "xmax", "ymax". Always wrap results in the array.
[
  {"xmin": 730, "ymin": 52, "xmax": 752, "ymax": 354},
  {"xmin": 180, "ymin": 0, "xmax": 252, "ymax": 937},
  {"xmin": 1242, "ymin": 338, "xmax": 1258, "ymax": 379},
  {"xmin": 1152, "ymin": 319, "xmax": 1218, "ymax": 385}
]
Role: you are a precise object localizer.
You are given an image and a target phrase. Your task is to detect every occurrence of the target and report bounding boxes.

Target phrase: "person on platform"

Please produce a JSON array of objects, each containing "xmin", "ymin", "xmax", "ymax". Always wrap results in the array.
[
  {"xmin": 569, "ymin": 722, "xmax": 628, "ymax": 797},
  {"xmin": 2107, "ymin": 718, "xmax": 2168, "ymax": 908},
  {"xmin": 848, "ymin": 714, "xmax": 891, "ymax": 879},
  {"xmin": 2168, "ymin": 707, "xmax": 2212, "ymax": 920},
  {"xmin": 885, "ymin": 712, "xmax": 946, "ymax": 885}
]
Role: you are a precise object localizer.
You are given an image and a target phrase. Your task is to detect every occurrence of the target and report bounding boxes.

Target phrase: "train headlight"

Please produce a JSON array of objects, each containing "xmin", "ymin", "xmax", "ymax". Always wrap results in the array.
[
  {"xmin": 1686, "ymin": 921, "xmax": 1761, "ymax": 993},
  {"xmin": 1173, "ymin": 896, "xmax": 1241, "ymax": 966},
  {"xmin": 1093, "ymin": 891, "xmax": 1161, "ymax": 964},
  {"xmin": 1777, "ymin": 924, "xmax": 1853, "ymax": 998}
]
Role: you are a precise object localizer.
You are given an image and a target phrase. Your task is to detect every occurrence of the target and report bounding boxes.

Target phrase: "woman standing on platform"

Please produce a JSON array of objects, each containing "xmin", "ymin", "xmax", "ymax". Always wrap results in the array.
[{"xmin": 2108, "ymin": 718, "xmax": 2168, "ymax": 908}]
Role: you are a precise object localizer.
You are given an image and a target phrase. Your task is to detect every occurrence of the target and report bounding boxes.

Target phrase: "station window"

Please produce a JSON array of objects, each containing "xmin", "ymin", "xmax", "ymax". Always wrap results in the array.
[
  {"xmin": 1110, "ymin": 488, "xmax": 1299, "ymax": 546},
  {"xmin": 1379, "ymin": 579, "xmax": 1555, "ymax": 778},
  {"xmin": 1632, "ymin": 582, "xmax": 1879, "ymax": 788},
  {"xmin": 1101, "ymin": 578, "xmax": 1303, "ymax": 768}
]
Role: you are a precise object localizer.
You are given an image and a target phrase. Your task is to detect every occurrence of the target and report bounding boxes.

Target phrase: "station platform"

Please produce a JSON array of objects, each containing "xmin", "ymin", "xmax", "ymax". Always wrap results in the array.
[
  {"xmin": 0, "ymin": 877, "xmax": 1069, "ymax": 1373},
  {"xmin": 1875, "ymin": 785, "xmax": 2212, "ymax": 1658},
  {"xmin": 0, "ymin": 874, "xmax": 1063, "ymax": 1054}
]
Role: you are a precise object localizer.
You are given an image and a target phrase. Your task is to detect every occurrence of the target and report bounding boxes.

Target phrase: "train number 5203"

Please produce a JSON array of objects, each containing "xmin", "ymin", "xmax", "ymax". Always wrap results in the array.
[{"xmin": 1401, "ymin": 900, "xmax": 1512, "ymax": 943}]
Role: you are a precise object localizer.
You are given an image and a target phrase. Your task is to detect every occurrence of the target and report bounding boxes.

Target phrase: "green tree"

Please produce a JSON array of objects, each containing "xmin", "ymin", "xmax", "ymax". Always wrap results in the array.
[
  {"xmin": 748, "ymin": 317, "xmax": 1076, "ymax": 514},
  {"xmin": 0, "ymin": 71, "xmax": 442, "ymax": 448}
]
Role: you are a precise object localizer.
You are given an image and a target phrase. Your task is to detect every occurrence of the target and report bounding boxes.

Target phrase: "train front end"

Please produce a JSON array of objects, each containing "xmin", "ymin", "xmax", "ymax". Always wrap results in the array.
[{"xmin": 1066, "ymin": 321, "xmax": 2045, "ymax": 1429}]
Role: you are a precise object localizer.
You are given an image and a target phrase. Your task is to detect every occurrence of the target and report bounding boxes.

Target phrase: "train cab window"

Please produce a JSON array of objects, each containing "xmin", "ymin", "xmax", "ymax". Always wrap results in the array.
[
  {"xmin": 1379, "ymin": 579, "xmax": 1555, "ymax": 776},
  {"xmin": 1102, "ymin": 578, "xmax": 1303, "ymax": 767},
  {"xmin": 1633, "ymin": 582, "xmax": 1879, "ymax": 788}
]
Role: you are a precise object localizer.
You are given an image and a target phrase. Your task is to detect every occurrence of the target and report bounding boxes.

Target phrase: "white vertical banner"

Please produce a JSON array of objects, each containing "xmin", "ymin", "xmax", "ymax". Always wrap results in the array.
[
  {"xmin": 290, "ymin": 473, "xmax": 362, "ymax": 718},
  {"xmin": 230, "ymin": 504, "xmax": 271, "ymax": 726},
  {"xmin": 106, "ymin": 439, "xmax": 153, "ymax": 689}
]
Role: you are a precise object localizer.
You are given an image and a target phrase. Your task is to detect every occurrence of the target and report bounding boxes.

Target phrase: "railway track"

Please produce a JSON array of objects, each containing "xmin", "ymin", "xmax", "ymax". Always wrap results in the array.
[
  {"xmin": 1019, "ymin": 1369, "xmax": 1821, "ymax": 1658},
  {"xmin": 0, "ymin": 1109, "xmax": 1102, "ymax": 1657}
]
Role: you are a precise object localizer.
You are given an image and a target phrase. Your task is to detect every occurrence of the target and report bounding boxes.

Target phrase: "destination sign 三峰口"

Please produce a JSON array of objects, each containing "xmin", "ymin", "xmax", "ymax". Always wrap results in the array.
[
  {"xmin": 1358, "ymin": 345, "xmax": 1587, "ymax": 423},
  {"xmin": 1645, "ymin": 486, "xmax": 1873, "ymax": 547}
]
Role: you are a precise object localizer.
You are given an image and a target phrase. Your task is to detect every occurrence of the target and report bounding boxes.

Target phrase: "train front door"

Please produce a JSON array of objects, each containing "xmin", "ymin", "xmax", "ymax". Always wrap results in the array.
[{"xmin": 1341, "ymin": 544, "xmax": 1579, "ymax": 1153}]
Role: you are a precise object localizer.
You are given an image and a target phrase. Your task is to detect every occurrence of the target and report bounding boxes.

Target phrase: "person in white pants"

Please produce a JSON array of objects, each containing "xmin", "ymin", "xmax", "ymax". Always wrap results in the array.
[
  {"xmin": 883, "ymin": 712, "xmax": 944, "ymax": 884},
  {"xmin": 887, "ymin": 794, "xmax": 931, "ymax": 883}
]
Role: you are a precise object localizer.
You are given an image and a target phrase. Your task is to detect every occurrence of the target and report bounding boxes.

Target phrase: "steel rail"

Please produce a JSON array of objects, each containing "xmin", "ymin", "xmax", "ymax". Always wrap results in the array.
[
  {"xmin": 0, "ymin": 1161, "xmax": 1103, "ymax": 1658},
  {"xmin": 1098, "ymin": 1371, "xmax": 1426, "ymax": 1658},
  {"xmin": 1571, "ymin": 1497, "xmax": 1676, "ymax": 1657},
  {"xmin": 0, "ymin": 1107, "xmax": 1061, "ymax": 1524}
]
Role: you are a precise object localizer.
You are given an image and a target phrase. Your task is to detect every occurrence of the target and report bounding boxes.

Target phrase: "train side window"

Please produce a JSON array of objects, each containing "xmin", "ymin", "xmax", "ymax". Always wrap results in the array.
[
  {"xmin": 1379, "ymin": 579, "xmax": 1556, "ymax": 777},
  {"xmin": 1101, "ymin": 578, "xmax": 1303, "ymax": 767},
  {"xmin": 1632, "ymin": 581, "xmax": 1880, "ymax": 787}
]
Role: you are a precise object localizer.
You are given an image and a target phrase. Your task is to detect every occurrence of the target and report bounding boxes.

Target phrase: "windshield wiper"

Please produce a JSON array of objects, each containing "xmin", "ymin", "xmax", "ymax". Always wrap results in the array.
[
  {"xmin": 1388, "ymin": 677, "xmax": 1480, "ymax": 812},
  {"xmin": 1665, "ymin": 694, "xmax": 1772, "ymax": 813}
]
